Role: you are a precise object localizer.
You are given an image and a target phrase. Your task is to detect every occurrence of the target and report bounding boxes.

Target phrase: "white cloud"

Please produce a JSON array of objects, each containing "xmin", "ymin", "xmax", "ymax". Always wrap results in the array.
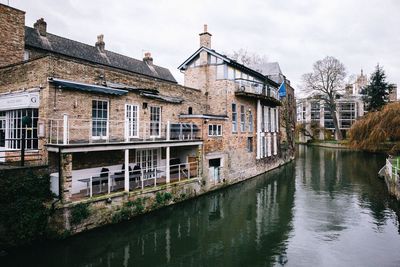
[{"xmin": 4, "ymin": 0, "xmax": 399, "ymax": 98}]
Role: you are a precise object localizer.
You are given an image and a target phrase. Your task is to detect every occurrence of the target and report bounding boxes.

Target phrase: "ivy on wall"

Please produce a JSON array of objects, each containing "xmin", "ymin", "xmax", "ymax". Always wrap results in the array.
[{"xmin": 0, "ymin": 169, "xmax": 53, "ymax": 248}]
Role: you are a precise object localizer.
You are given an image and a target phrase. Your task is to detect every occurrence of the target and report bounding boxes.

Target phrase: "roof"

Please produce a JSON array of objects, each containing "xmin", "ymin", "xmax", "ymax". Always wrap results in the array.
[
  {"xmin": 25, "ymin": 27, "xmax": 177, "ymax": 83},
  {"xmin": 48, "ymin": 78, "xmax": 128, "ymax": 96},
  {"xmin": 178, "ymin": 46, "xmax": 277, "ymax": 84}
]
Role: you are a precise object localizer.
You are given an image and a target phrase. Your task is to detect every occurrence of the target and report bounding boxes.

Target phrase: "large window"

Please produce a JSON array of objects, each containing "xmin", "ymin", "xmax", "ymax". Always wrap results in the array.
[
  {"xmin": 232, "ymin": 103, "xmax": 237, "ymax": 133},
  {"xmin": 240, "ymin": 105, "xmax": 245, "ymax": 132},
  {"xmin": 216, "ymin": 65, "xmax": 225, "ymax": 80},
  {"xmin": 247, "ymin": 137, "xmax": 253, "ymax": 152},
  {"xmin": 248, "ymin": 110, "xmax": 253, "ymax": 132},
  {"xmin": 150, "ymin": 106, "xmax": 161, "ymax": 137},
  {"xmin": 208, "ymin": 124, "xmax": 222, "ymax": 136},
  {"xmin": 126, "ymin": 104, "xmax": 139, "ymax": 138},
  {"xmin": 4, "ymin": 109, "xmax": 38, "ymax": 149},
  {"xmin": 92, "ymin": 100, "xmax": 108, "ymax": 138}
]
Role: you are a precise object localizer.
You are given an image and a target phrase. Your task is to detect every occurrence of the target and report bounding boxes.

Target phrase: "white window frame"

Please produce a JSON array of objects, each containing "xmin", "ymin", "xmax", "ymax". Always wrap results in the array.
[
  {"xmin": 125, "ymin": 104, "xmax": 139, "ymax": 138},
  {"xmin": 208, "ymin": 124, "xmax": 222, "ymax": 136},
  {"xmin": 232, "ymin": 103, "xmax": 237, "ymax": 133},
  {"xmin": 150, "ymin": 106, "xmax": 161, "ymax": 138},
  {"xmin": 240, "ymin": 105, "xmax": 245, "ymax": 132},
  {"xmin": 248, "ymin": 110, "xmax": 253, "ymax": 132},
  {"xmin": 91, "ymin": 99, "xmax": 109, "ymax": 140}
]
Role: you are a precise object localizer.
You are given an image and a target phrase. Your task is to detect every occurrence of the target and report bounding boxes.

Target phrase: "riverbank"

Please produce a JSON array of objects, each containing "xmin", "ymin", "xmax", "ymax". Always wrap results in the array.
[
  {"xmin": 296, "ymin": 141, "xmax": 352, "ymax": 150},
  {"xmin": 379, "ymin": 157, "xmax": 400, "ymax": 200}
]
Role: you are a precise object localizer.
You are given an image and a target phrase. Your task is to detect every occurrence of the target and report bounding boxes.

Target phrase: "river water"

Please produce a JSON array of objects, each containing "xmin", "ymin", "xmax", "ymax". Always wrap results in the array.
[{"xmin": 4, "ymin": 146, "xmax": 400, "ymax": 267}]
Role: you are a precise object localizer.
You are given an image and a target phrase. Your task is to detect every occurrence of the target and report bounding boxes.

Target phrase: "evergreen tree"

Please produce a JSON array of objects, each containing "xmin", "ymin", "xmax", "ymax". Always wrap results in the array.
[{"xmin": 363, "ymin": 64, "xmax": 394, "ymax": 111}]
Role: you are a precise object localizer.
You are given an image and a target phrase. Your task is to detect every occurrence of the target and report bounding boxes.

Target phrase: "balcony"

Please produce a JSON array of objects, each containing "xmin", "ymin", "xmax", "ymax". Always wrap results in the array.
[
  {"xmin": 234, "ymin": 78, "xmax": 281, "ymax": 106},
  {"xmin": 46, "ymin": 116, "xmax": 202, "ymax": 152},
  {"xmin": 52, "ymin": 160, "xmax": 200, "ymax": 201}
]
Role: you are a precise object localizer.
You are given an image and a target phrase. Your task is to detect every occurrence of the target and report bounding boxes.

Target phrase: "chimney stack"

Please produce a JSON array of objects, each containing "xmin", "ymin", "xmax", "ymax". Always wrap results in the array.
[
  {"xmin": 95, "ymin": 34, "xmax": 105, "ymax": 53},
  {"xmin": 199, "ymin": 24, "xmax": 212, "ymax": 48},
  {"xmin": 143, "ymin": 52, "xmax": 153, "ymax": 66},
  {"xmin": 34, "ymin": 18, "xmax": 47, "ymax": 36}
]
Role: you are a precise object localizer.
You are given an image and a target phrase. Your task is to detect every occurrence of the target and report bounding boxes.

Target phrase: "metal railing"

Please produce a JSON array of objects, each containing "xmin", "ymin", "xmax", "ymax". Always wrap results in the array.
[
  {"xmin": 386, "ymin": 157, "xmax": 400, "ymax": 183},
  {"xmin": 48, "ymin": 116, "xmax": 201, "ymax": 145},
  {"xmin": 234, "ymin": 78, "xmax": 279, "ymax": 100},
  {"xmin": 72, "ymin": 161, "xmax": 199, "ymax": 199}
]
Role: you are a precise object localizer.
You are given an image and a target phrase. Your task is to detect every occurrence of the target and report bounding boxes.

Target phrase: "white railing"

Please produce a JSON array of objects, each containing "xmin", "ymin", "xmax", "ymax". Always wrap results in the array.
[
  {"xmin": 73, "ymin": 161, "xmax": 199, "ymax": 199},
  {"xmin": 386, "ymin": 158, "xmax": 400, "ymax": 183},
  {"xmin": 234, "ymin": 78, "xmax": 279, "ymax": 100},
  {"xmin": 48, "ymin": 117, "xmax": 201, "ymax": 145}
]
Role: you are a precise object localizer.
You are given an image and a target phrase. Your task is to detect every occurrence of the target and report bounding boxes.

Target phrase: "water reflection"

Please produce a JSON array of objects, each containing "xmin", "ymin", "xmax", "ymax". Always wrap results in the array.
[{"xmin": 4, "ymin": 146, "xmax": 400, "ymax": 267}]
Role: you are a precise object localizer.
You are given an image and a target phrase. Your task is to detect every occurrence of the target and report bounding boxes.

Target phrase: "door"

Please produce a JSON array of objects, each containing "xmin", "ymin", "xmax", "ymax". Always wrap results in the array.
[
  {"xmin": 125, "ymin": 104, "xmax": 139, "ymax": 138},
  {"xmin": 136, "ymin": 149, "xmax": 159, "ymax": 179},
  {"xmin": 188, "ymin": 156, "xmax": 198, "ymax": 177}
]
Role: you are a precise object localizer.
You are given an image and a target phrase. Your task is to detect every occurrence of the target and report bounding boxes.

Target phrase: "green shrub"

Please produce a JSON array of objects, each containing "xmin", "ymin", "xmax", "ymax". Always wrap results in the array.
[
  {"xmin": 70, "ymin": 203, "xmax": 90, "ymax": 226},
  {"xmin": 0, "ymin": 170, "xmax": 52, "ymax": 247}
]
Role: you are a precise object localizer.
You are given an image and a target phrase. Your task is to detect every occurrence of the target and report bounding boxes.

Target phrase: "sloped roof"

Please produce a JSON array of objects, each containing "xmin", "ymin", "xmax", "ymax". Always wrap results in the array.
[
  {"xmin": 25, "ymin": 27, "xmax": 177, "ymax": 83},
  {"xmin": 178, "ymin": 46, "xmax": 279, "ymax": 87}
]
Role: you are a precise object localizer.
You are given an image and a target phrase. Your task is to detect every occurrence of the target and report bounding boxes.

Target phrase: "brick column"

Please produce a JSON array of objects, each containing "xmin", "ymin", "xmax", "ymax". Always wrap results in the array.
[{"xmin": 61, "ymin": 153, "xmax": 73, "ymax": 202}]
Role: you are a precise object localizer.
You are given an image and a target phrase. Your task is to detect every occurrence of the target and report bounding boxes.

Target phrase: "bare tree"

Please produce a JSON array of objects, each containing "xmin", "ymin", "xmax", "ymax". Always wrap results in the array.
[
  {"xmin": 302, "ymin": 56, "xmax": 346, "ymax": 140},
  {"xmin": 227, "ymin": 48, "xmax": 269, "ymax": 73}
]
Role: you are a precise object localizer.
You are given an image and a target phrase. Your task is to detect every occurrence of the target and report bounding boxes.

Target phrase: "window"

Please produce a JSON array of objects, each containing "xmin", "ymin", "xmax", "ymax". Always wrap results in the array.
[
  {"xmin": 247, "ymin": 137, "xmax": 253, "ymax": 152},
  {"xmin": 208, "ymin": 124, "xmax": 222, "ymax": 136},
  {"xmin": 4, "ymin": 109, "xmax": 38, "ymax": 149},
  {"xmin": 150, "ymin": 106, "xmax": 161, "ymax": 137},
  {"xmin": 216, "ymin": 64, "xmax": 225, "ymax": 80},
  {"xmin": 227, "ymin": 66, "xmax": 235, "ymax": 80},
  {"xmin": 240, "ymin": 105, "xmax": 245, "ymax": 132},
  {"xmin": 232, "ymin": 103, "xmax": 237, "ymax": 133},
  {"xmin": 188, "ymin": 107, "xmax": 193, "ymax": 115},
  {"xmin": 248, "ymin": 110, "xmax": 253, "ymax": 132},
  {"xmin": 92, "ymin": 100, "xmax": 108, "ymax": 138},
  {"xmin": 126, "ymin": 104, "xmax": 139, "ymax": 138}
]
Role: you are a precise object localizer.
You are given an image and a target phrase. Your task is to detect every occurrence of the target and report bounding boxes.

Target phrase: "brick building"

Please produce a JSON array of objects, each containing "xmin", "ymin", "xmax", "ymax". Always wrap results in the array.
[
  {"xmin": 0, "ymin": 4, "xmax": 294, "ymax": 233},
  {"xmin": 178, "ymin": 25, "xmax": 293, "ymax": 187}
]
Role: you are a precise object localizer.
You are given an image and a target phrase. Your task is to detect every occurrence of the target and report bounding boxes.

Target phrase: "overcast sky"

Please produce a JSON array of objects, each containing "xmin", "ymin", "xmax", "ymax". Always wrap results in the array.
[{"xmin": 4, "ymin": 0, "xmax": 400, "ymax": 97}]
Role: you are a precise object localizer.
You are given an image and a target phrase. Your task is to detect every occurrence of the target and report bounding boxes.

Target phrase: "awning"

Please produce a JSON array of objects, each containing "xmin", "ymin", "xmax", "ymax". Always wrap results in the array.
[
  {"xmin": 48, "ymin": 78, "xmax": 128, "ymax": 96},
  {"xmin": 140, "ymin": 92, "xmax": 183, "ymax": 104}
]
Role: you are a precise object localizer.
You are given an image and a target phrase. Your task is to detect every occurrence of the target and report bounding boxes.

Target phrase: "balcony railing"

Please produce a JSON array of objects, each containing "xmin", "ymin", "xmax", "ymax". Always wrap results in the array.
[
  {"xmin": 234, "ymin": 78, "xmax": 279, "ymax": 100},
  {"xmin": 66, "ymin": 161, "xmax": 199, "ymax": 201},
  {"xmin": 48, "ymin": 115, "xmax": 201, "ymax": 145}
]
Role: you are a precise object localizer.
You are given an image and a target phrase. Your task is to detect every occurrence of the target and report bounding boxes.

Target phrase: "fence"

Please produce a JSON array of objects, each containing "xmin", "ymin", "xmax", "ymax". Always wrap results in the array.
[
  {"xmin": 235, "ymin": 78, "xmax": 279, "ymax": 100},
  {"xmin": 70, "ymin": 161, "xmax": 199, "ymax": 199},
  {"xmin": 48, "ymin": 116, "xmax": 201, "ymax": 145},
  {"xmin": 386, "ymin": 157, "xmax": 400, "ymax": 183}
]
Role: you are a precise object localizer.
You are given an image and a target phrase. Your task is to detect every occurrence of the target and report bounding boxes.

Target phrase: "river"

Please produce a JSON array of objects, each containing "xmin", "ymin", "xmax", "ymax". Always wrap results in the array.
[{"xmin": 4, "ymin": 146, "xmax": 400, "ymax": 266}]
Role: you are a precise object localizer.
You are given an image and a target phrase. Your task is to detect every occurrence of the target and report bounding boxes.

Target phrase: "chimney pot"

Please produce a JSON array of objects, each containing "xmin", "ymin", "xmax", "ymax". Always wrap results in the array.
[
  {"xmin": 34, "ymin": 18, "xmax": 47, "ymax": 36},
  {"xmin": 143, "ymin": 52, "xmax": 153, "ymax": 66},
  {"xmin": 95, "ymin": 34, "xmax": 105, "ymax": 53}
]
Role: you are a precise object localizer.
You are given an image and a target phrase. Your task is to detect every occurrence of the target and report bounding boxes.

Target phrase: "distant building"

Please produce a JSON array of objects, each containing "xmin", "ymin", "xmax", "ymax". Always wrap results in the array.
[{"xmin": 297, "ymin": 70, "xmax": 366, "ymax": 141}]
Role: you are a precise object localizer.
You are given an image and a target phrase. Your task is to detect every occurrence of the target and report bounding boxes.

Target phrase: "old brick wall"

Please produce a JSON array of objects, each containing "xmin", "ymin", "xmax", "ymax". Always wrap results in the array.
[{"xmin": 0, "ymin": 4, "xmax": 25, "ymax": 67}]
